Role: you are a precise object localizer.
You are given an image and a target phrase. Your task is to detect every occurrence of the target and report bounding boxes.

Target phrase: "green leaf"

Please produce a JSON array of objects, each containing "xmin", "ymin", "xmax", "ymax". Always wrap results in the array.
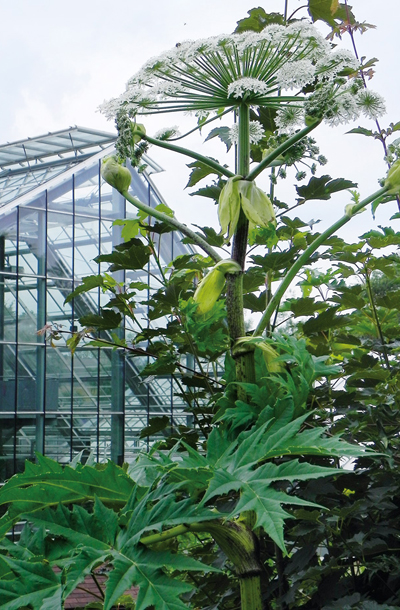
[
  {"xmin": 105, "ymin": 549, "xmax": 199, "ymax": 610},
  {"xmin": 302, "ymin": 307, "xmax": 351, "ymax": 335},
  {"xmin": 346, "ymin": 126, "xmax": 375, "ymax": 137},
  {"xmin": 140, "ymin": 416, "xmax": 170, "ymax": 439},
  {"xmin": 189, "ymin": 184, "xmax": 222, "ymax": 202},
  {"xmin": 243, "ymin": 291, "xmax": 267, "ymax": 312},
  {"xmin": 235, "ymin": 7, "xmax": 284, "ymax": 32},
  {"xmin": 192, "ymin": 225, "xmax": 225, "ymax": 247},
  {"xmin": 95, "ymin": 238, "xmax": 151, "ymax": 271},
  {"xmin": 0, "ymin": 557, "xmax": 62, "ymax": 610},
  {"xmin": 296, "ymin": 175, "xmax": 357, "ymax": 203},
  {"xmin": 25, "ymin": 500, "xmax": 118, "ymax": 553},
  {"xmin": 0, "ymin": 457, "xmax": 134, "ymax": 539},
  {"xmin": 308, "ymin": 0, "xmax": 354, "ymax": 26},
  {"xmin": 287, "ymin": 297, "xmax": 328, "ymax": 317},
  {"xmin": 360, "ymin": 227, "xmax": 400, "ymax": 249},
  {"xmin": 204, "ymin": 127, "xmax": 233, "ymax": 152},
  {"xmin": 65, "ymin": 274, "xmax": 104, "ymax": 304},
  {"xmin": 203, "ymin": 408, "xmax": 373, "ymax": 550},
  {"xmin": 186, "ymin": 159, "xmax": 223, "ymax": 188},
  {"xmin": 79, "ymin": 309, "xmax": 123, "ymax": 330}
]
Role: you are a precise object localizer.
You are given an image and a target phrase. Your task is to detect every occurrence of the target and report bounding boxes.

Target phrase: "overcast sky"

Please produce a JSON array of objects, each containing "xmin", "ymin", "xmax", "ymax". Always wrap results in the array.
[{"xmin": 1, "ymin": 0, "xmax": 399, "ymax": 240}]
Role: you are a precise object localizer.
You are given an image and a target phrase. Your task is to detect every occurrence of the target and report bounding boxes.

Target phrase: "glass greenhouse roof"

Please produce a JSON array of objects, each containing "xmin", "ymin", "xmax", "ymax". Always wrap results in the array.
[{"xmin": 0, "ymin": 127, "xmax": 163, "ymax": 207}]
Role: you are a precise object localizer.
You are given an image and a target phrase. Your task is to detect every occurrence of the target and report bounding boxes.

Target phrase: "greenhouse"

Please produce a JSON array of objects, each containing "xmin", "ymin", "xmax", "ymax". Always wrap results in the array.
[{"xmin": 0, "ymin": 126, "xmax": 191, "ymax": 480}]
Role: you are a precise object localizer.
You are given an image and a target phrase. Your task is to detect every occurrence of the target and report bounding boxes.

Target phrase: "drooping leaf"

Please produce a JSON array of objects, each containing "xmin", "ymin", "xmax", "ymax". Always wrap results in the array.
[
  {"xmin": 204, "ymin": 127, "xmax": 233, "ymax": 152},
  {"xmin": 189, "ymin": 184, "xmax": 222, "ymax": 202},
  {"xmin": 308, "ymin": 0, "xmax": 355, "ymax": 26},
  {"xmin": 139, "ymin": 416, "xmax": 171, "ymax": 439},
  {"xmin": 65, "ymin": 274, "xmax": 105, "ymax": 304},
  {"xmin": 79, "ymin": 309, "xmax": 123, "ymax": 330},
  {"xmin": 186, "ymin": 159, "xmax": 223, "ymax": 188}
]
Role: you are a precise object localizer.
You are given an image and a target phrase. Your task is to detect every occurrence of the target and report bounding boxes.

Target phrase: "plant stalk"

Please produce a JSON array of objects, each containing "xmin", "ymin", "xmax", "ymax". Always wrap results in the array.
[
  {"xmin": 225, "ymin": 104, "xmax": 256, "ymax": 385},
  {"xmin": 254, "ymin": 186, "xmax": 388, "ymax": 336},
  {"xmin": 141, "ymin": 133, "xmax": 235, "ymax": 179},
  {"xmin": 122, "ymin": 189, "xmax": 222, "ymax": 263}
]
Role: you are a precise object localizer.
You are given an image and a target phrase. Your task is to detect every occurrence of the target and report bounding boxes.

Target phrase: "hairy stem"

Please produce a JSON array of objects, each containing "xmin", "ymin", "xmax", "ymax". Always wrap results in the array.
[
  {"xmin": 122, "ymin": 189, "xmax": 222, "ymax": 262},
  {"xmin": 254, "ymin": 186, "xmax": 388, "ymax": 336}
]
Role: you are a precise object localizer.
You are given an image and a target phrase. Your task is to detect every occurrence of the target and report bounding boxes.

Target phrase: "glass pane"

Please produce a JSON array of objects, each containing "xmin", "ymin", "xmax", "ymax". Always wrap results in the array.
[
  {"xmin": 19, "ymin": 207, "xmax": 46, "ymax": 276},
  {"xmin": 74, "ymin": 217, "xmax": 100, "ymax": 279},
  {"xmin": 48, "ymin": 176, "xmax": 73, "ymax": 214},
  {"xmin": 47, "ymin": 211, "xmax": 73, "ymax": 279},
  {"xmin": 74, "ymin": 162, "xmax": 100, "ymax": 218}
]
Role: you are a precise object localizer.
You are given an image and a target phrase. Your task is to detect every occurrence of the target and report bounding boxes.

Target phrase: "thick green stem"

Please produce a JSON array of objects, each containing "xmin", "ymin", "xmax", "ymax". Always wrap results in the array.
[
  {"xmin": 141, "ymin": 133, "xmax": 234, "ymax": 179},
  {"xmin": 122, "ymin": 190, "xmax": 222, "ymax": 263},
  {"xmin": 240, "ymin": 577, "xmax": 263, "ymax": 610},
  {"xmin": 254, "ymin": 186, "xmax": 388, "ymax": 336},
  {"xmin": 246, "ymin": 120, "xmax": 321, "ymax": 182},
  {"xmin": 225, "ymin": 105, "xmax": 256, "ymax": 384}
]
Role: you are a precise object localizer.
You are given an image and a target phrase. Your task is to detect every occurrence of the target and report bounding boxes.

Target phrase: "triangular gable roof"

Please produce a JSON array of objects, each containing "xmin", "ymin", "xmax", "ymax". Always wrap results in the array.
[{"xmin": 0, "ymin": 126, "xmax": 163, "ymax": 212}]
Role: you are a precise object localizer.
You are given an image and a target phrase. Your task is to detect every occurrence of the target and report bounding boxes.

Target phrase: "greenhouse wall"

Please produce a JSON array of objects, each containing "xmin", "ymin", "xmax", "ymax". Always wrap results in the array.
[{"xmin": 0, "ymin": 127, "xmax": 191, "ymax": 480}]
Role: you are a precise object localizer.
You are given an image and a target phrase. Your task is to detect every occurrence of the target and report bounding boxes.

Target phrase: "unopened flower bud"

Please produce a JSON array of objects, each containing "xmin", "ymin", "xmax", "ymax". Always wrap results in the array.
[
  {"xmin": 385, "ymin": 159, "xmax": 400, "ymax": 195},
  {"xmin": 218, "ymin": 177, "xmax": 275, "ymax": 239},
  {"xmin": 194, "ymin": 259, "xmax": 241, "ymax": 314},
  {"xmin": 101, "ymin": 157, "xmax": 131, "ymax": 193},
  {"xmin": 131, "ymin": 123, "xmax": 147, "ymax": 144},
  {"xmin": 218, "ymin": 176, "xmax": 242, "ymax": 240},
  {"xmin": 237, "ymin": 181, "xmax": 275, "ymax": 227}
]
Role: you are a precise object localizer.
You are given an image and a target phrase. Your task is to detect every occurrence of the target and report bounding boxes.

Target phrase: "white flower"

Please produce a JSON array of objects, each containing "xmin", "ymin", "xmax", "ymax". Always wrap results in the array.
[
  {"xmin": 356, "ymin": 89, "xmax": 386, "ymax": 120},
  {"xmin": 275, "ymin": 106, "xmax": 304, "ymax": 134},
  {"xmin": 153, "ymin": 126, "xmax": 181, "ymax": 140},
  {"xmin": 275, "ymin": 59, "xmax": 316, "ymax": 90},
  {"xmin": 227, "ymin": 78, "xmax": 270, "ymax": 99},
  {"xmin": 324, "ymin": 91, "xmax": 359, "ymax": 126},
  {"xmin": 316, "ymin": 49, "xmax": 359, "ymax": 82},
  {"xmin": 229, "ymin": 121, "xmax": 265, "ymax": 144},
  {"xmin": 99, "ymin": 20, "xmax": 369, "ymax": 135}
]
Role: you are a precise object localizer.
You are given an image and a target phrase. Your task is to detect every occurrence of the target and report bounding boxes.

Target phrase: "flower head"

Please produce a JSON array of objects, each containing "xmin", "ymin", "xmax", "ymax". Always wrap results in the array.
[
  {"xmin": 356, "ymin": 89, "xmax": 386, "ymax": 120},
  {"xmin": 229, "ymin": 121, "xmax": 265, "ymax": 145},
  {"xmin": 100, "ymin": 22, "xmax": 361, "ymax": 121}
]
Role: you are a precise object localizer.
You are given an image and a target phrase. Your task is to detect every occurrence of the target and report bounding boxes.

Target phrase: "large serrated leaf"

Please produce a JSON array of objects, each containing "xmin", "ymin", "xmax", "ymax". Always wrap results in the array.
[
  {"xmin": 0, "ymin": 557, "xmax": 62, "ymax": 610},
  {"xmin": 0, "ymin": 458, "xmax": 134, "ymax": 539}
]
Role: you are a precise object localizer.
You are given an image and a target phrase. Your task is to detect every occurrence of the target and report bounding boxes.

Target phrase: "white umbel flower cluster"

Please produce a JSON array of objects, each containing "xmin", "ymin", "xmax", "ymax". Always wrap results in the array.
[
  {"xmin": 100, "ymin": 20, "xmax": 385, "ymax": 131},
  {"xmin": 229, "ymin": 121, "xmax": 265, "ymax": 145},
  {"xmin": 227, "ymin": 78, "xmax": 270, "ymax": 99}
]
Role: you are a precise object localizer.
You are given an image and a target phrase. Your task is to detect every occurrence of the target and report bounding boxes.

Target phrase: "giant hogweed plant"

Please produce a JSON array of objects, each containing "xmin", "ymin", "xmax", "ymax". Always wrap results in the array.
[{"xmin": 1, "ymin": 3, "xmax": 400, "ymax": 609}]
